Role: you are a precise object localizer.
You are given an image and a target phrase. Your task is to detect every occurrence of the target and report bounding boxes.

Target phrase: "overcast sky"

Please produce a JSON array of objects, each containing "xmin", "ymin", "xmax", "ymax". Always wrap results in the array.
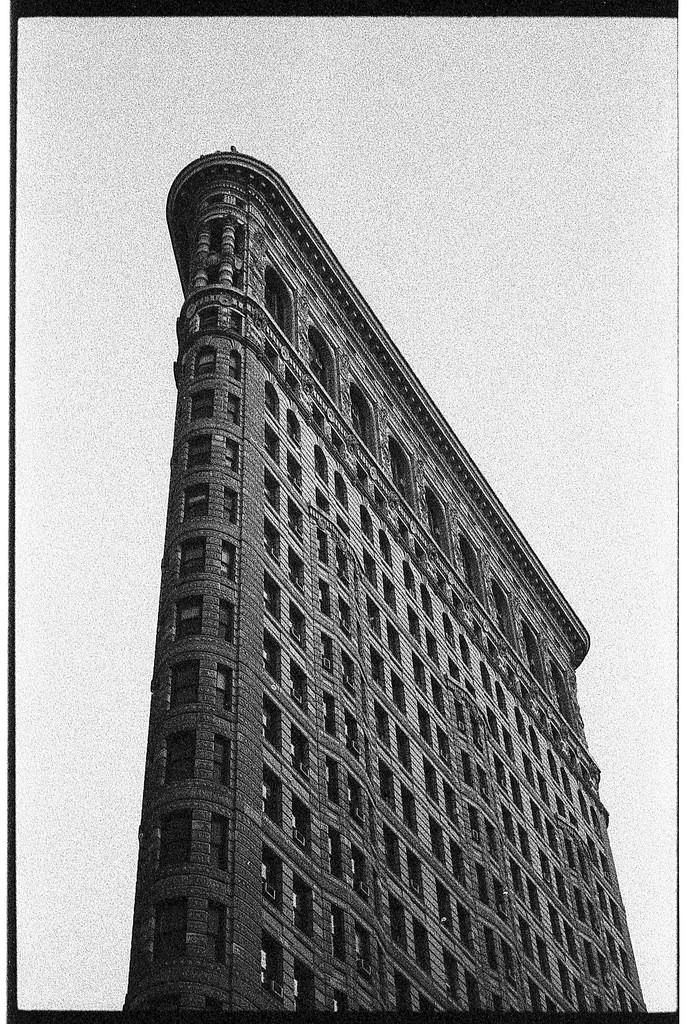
[{"xmin": 15, "ymin": 16, "xmax": 676, "ymax": 1011}]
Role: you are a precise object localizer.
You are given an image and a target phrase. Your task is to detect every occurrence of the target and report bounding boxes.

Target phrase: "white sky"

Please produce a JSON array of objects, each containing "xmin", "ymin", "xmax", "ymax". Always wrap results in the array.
[{"xmin": 15, "ymin": 16, "xmax": 676, "ymax": 1011}]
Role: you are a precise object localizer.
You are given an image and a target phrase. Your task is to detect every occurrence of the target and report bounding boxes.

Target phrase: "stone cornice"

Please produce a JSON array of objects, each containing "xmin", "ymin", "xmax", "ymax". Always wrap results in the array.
[{"xmin": 167, "ymin": 151, "xmax": 590, "ymax": 667}]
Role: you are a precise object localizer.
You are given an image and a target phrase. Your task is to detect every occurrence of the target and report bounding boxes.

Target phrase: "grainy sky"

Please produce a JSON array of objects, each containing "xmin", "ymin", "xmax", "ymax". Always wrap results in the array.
[{"xmin": 15, "ymin": 16, "xmax": 676, "ymax": 1011}]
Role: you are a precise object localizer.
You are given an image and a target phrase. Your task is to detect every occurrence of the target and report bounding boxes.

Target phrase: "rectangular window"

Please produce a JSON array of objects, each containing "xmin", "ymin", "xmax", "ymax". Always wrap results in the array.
[
  {"xmin": 264, "ymin": 517, "xmax": 280, "ymax": 561},
  {"xmin": 184, "ymin": 483, "xmax": 209, "ymax": 519},
  {"xmin": 291, "ymin": 795, "xmax": 311, "ymax": 851},
  {"xmin": 176, "ymin": 596, "xmax": 203, "ymax": 637},
  {"xmin": 187, "ymin": 434, "xmax": 212, "ymax": 468},
  {"xmin": 228, "ymin": 392, "xmax": 240, "ymax": 425},
  {"xmin": 223, "ymin": 486, "xmax": 237, "ymax": 524},
  {"xmin": 225, "ymin": 437, "xmax": 239, "ymax": 471},
  {"xmin": 389, "ymin": 892, "xmax": 407, "ymax": 949},
  {"xmin": 328, "ymin": 825, "xmax": 343, "ymax": 877},
  {"xmin": 264, "ymin": 424, "xmax": 279, "ymax": 462},
  {"xmin": 292, "ymin": 875, "xmax": 313, "ymax": 935},
  {"xmin": 412, "ymin": 918, "xmax": 430, "ymax": 972},
  {"xmin": 287, "ymin": 453, "xmax": 302, "ymax": 491},
  {"xmin": 386, "ymin": 621, "xmax": 401, "ymax": 660},
  {"xmin": 210, "ymin": 814, "xmax": 228, "ymax": 870},
  {"xmin": 287, "ymin": 498, "xmax": 303, "ymax": 538},
  {"xmin": 262, "ymin": 844, "xmax": 281, "ymax": 905},
  {"xmin": 154, "ymin": 898, "xmax": 187, "ymax": 961},
  {"xmin": 218, "ymin": 599, "xmax": 234, "ymax": 642},
  {"xmin": 170, "ymin": 660, "xmax": 199, "ymax": 707},
  {"xmin": 213, "ymin": 735, "xmax": 231, "ymax": 785},
  {"xmin": 221, "ymin": 541, "xmax": 236, "ymax": 580},
  {"xmin": 330, "ymin": 904, "xmax": 345, "ymax": 960},
  {"xmin": 401, "ymin": 784, "xmax": 416, "ymax": 832},
  {"xmin": 159, "ymin": 809, "xmax": 192, "ymax": 868},
  {"xmin": 191, "ymin": 388, "xmax": 214, "ymax": 420},
  {"xmin": 264, "ymin": 469, "xmax": 280, "ymax": 510},
  {"xmin": 263, "ymin": 631, "xmax": 281, "ymax": 682},
  {"xmin": 207, "ymin": 901, "xmax": 226, "ymax": 963},
  {"xmin": 323, "ymin": 691, "xmax": 336, "ymax": 735},
  {"xmin": 262, "ymin": 765, "xmax": 282, "ymax": 824},
  {"xmin": 215, "ymin": 663, "xmax": 232, "ymax": 711},
  {"xmin": 165, "ymin": 731, "xmax": 195, "ymax": 783}
]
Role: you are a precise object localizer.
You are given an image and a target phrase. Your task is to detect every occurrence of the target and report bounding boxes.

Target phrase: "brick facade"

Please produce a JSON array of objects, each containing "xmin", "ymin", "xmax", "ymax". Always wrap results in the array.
[{"xmin": 123, "ymin": 151, "xmax": 646, "ymax": 1014}]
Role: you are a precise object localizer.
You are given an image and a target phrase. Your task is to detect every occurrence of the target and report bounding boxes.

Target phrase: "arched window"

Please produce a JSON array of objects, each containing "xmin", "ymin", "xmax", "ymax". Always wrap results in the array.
[
  {"xmin": 458, "ymin": 535, "xmax": 483, "ymax": 603},
  {"xmin": 360, "ymin": 505, "xmax": 373, "ymax": 541},
  {"xmin": 424, "ymin": 487, "xmax": 449, "ymax": 555},
  {"xmin": 388, "ymin": 436, "xmax": 413, "ymax": 503},
  {"xmin": 195, "ymin": 346, "xmax": 216, "ymax": 378},
  {"xmin": 287, "ymin": 409, "xmax": 301, "ymax": 446},
  {"xmin": 379, "ymin": 529, "xmax": 392, "ymax": 566},
  {"xmin": 349, "ymin": 383, "xmax": 374, "ymax": 451},
  {"xmin": 491, "ymin": 579, "xmax": 514, "ymax": 643},
  {"xmin": 264, "ymin": 382, "xmax": 279, "ymax": 419},
  {"xmin": 314, "ymin": 445, "xmax": 328, "ymax": 484},
  {"xmin": 522, "ymin": 620, "xmax": 545, "ymax": 685},
  {"xmin": 334, "ymin": 472, "xmax": 348, "ymax": 509},
  {"xmin": 308, "ymin": 327, "xmax": 335, "ymax": 397},
  {"xmin": 229, "ymin": 351, "xmax": 241, "ymax": 381},
  {"xmin": 264, "ymin": 266, "xmax": 292, "ymax": 338}
]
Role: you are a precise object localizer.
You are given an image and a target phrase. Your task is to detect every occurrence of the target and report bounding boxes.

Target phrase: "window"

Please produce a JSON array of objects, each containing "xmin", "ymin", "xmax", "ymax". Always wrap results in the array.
[
  {"xmin": 522, "ymin": 620, "xmax": 545, "ymax": 684},
  {"xmin": 465, "ymin": 969, "xmax": 480, "ymax": 1010},
  {"xmin": 287, "ymin": 453, "xmax": 302, "ymax": 491},
  {"xmin": 425, "ymin": 628, "xmax": 438, "ymax": 664},
  {"xmin": 308, "ymin": 326, "xmax": 334, "ymax": 395},
  {"xmin": 228, "ymin": 392, "xmax": 240, "ymax": 424},
  {"xmin": 423, "ymin": 759, "xmax": 438, "ymax": 802},
  {"xmin": 382, "ymin": 574, "xmax": 396, "ymax": 611},
  {"xmin": 221, "ymin": 541, "xmax": 236, "ymax": 580},
  {"xmin": 389, "ymin": 892, "xmax": 407, "ymax": 948},
  {"xmin": 350, "ymin": 382, "xmax": 374, "ymax": 449},
  {"xmin": 207, "ymin": 901, "xmax": 226, "ymax": 963},
  {"xmin": 375, "ymin": 704, "xmax": 390, "ymax": 748},
  {"xmin": 187, "ymin": 434, "xmax": 212, "ymax": 468},
  {"xmin": 195, "ymin": 345, "xmax": 216, "ymax": 377},
  {"xmin": 396, "ymin": 726, "xmax": 411, "ymax": 770},
  {"xmin": 386, "ymin": 621, "xmax": 401, "ymax": 660},
  {"xmin": 262, "ymin": 844, "xmax": 281, "ymax": 904},
  {"xmin": 527, "ymin": 877, "xmax": 541, "ymax": 918},
  {"xmin": 285, "ymin": 409, "xmax": 301, "ymax": 446},
  {"xmin": 429, "ymin": 816, "xmax": 445, "ymax": 863},
  {"xmin": 388, "ymin": 435, "xmax": 413, "ymax": 501},
  {"xmin": 330, "ymin": 904, "xmax": 345, "ymax": 959},
  {"xmin": 263, "ymin": 572, "xmax": 281, "ymax": 620},
  {"xmin": 491, "ymin": 579, "xmax": 514, "ymax": 641},
  {"xmin": 425, "ymin": 487, "xmax": 448, "ymax": 553},
  {"xmin": 394, "ymin": 972, "xmax": 411, "ymax": 1013},
  {"xmin": 264, "ymin": 468, "xmax": 280, "ymax": 511},
  {"xmin": 184, "ymin": 483, "xmax": 209, "ymax": 519},
  {"xmin": 220, "ymin": 438, "xmax": 237, "ymax": 474},
  {"xmin": 458, "ymin": 535, "xmax": 483, "ymax": 602},
  {"xmin": 408, "ymin": 606, "xmax": 421, "ymax": 641},
  {"xmin": 291, "ymin": 795, "xmax": 311, "ymax": 850},
  {"xmin": 287, "ymin": 499, "xmax": 303, "ymax": 539},
  {"xmin": 338, "ymin": 597, "xmax": 351, "ymax": 634},
  {"xmin": 263, "ymin": 631, "xmax": 281, "ymax": 683},
  {"xmin": 264, "ymin": 517, "xmax": 280, "ymax": 561},
  {"xmin": 264, "ymin": 266, "xmax": 292, "ymax": 337},
  {"xmin": 437, "ymin": 880, "xmax": 453, "ymax": 930},
  {"xmin": 391, "ymin": 672, "xmax": 406, "ymax": 712},
  {"xmin": 159, "ymin": 809, "xmax": 192, "ymax": 868},
  {"xmin": 170, "ymin": 660, "xmax": 199, "ymax": 707},
  {"xmin": 475, "ymin": 862, "xmax": 489, "ymax": 904},
  {"xmin": 292, "ymin": 875, "xmax": 313, "ymax": 935},
  {"xmin": 264, "ymin": 424, "xmax": 279, "ymax": 462},
  {"xmin": 154, "ymin": 898, "xmax": 187, "ymax": 961},
  {"xmin": 444, "ymin": 781, "xmax": 458, "ymax": 821},
  {"xmin": 412, "ymin": 918, "xmax": 431, "ymax": 972},
  {"xmin": 166, "ymin": 729, "xmax": 196, "ymax": 782},
  {"xmin": 334, "ymin": 472, "xmax": 348, "ymax": 508},
  {"xmin": 379, "ymin": 529, "xmax": 392, "ymax": 565},
  {"xmin": 210, "ymin": 814, "xmax": 228, "ymax": 870},
  {"xmin": 383, "ymin": 825, "xmax": 400, "ymax": 874},
  {"xmin": 176, "ymin": 596, "xmax": 202, "ymax": 637},
  {"xmin": 213, "ymin": 735, "xmax": 231, "ymax": 785},
  {"xmin": 261, "ymin": 931, "xmax": 283, "ymax": 993},
  {"xmin": 418, "ymin": 703, "xmax": 432, "ymax": 744},
  {"xmin": 348, "ymin": 774, "xmax": 364, "ymax": 822},
  {"xmin": 290, "ymin": 726, "xmax": 309, "ymax": 776},
  {"xmin": 264, "ymin": 381, "xmax": 279, "ymax": 418},
  {"xmin": 191, "ymin": 388, "xmax": 214, "ymax": 420},
  {"xmin": 215, "ymin": 663, "xmax": 232, "ymax": 711},
  {"xmin": 289, "ymin": 601, "xmax": 306, "ymax": 647},
  {"xmin": 218, "ymin": 599, "xmax": 234, "ymax": 642},
  {"xmin": 323, "ymin": 691, "xmax": 336, "ymax": 735},
  {"xmin": 401, "ymin": 784, "xmax": 416, "ymax": 832},
  {"xmin": 360, "ymin": 504, "xmax": 373, "ymax": 541},
  {"xmin": 223, "ymin": 486, "xmax": 237, "ymax": 524},
  {"xmin": 262, "ymin": 765, "xmax": 282, "ymax": 823},
  {"xmin": 328, "ymin": 826, "xmax": 343, "ymax": 877}
]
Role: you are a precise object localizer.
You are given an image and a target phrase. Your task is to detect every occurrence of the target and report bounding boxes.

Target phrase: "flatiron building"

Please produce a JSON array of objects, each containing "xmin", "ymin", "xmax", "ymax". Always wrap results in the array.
[{"xmin": 124, "ymin": 151, "xmax": 645, "ymax": 1014}]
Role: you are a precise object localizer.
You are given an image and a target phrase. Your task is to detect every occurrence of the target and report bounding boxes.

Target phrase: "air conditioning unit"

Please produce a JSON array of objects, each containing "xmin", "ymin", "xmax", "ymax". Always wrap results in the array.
[
  {"xmin": 290, "ymin": 687, "xmax": 304, "ymax": 703},
  {"xmin": 290, "ymin": 627, "xmax": 302, "ymax": 642},
  {"xmin": 298, "ymin": 762, "xmax": 309, "ymax": 777},
  {"xmin": 321, "ymin": 656, "xmax": 333, "ymax": 671},
  {"xmin": 292, "ymin": 828, "xmax": 306, "ymax": 847},
  {"xmin": 347, "ymin": 738, "xmax": 360, "ymax": 756},
  {"xmin": 471, "ymin": 829, "xmax": 480, "ymax": 842},
  {"xmin": 354, "ymin": 879, "xmax": 370, "ymax": 898},
  {"xmin": 356, "ymin": 958, "xmax": 371, "ymax": 976},
  {"xmin": 270, "ymin": 981, "xmax": 284, "ymax": 998},
  {"xmin": 409, "ymin": 880, "xmax": 421, "ymax": 895},
  {"xmin": 262, "ymin": 881, "xmax": 277, "ymax": 901}
]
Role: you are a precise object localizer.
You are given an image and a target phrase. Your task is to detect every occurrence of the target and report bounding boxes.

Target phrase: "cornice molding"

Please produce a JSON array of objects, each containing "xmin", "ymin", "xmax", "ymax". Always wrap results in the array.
[{"xmin": 167, "ymin": 151, "xmax": 590, "ymax": 666}]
